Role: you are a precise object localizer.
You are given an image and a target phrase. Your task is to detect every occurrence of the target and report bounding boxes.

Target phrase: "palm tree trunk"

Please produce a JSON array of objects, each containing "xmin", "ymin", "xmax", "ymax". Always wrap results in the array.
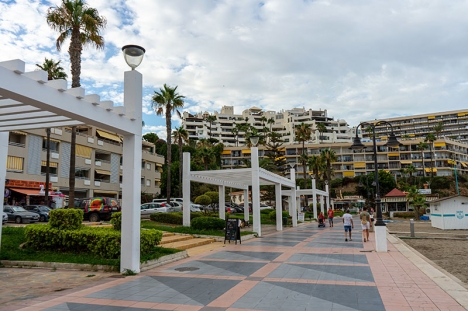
[
  {"xmin": 421, "ymin": 150, "xmax": 425, "ymax": 177},
  {"xmin": 429, "ymin": 144, "xmax": 434, "ymax": 181},
  {"xmin": 68, "ymin": 126, "xmax": 76, "ymax": 206},
  {"xmin": 45, "ymin": 128, "xmax": 51, "ymax": 206},
  {"xmin": 166, "ymin": 108, "xmax": 172, "ymax": 204}
]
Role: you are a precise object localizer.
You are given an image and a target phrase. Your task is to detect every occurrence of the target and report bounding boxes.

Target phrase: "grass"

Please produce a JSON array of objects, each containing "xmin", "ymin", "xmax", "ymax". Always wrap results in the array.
[
  {"xmin": 141, "ymin": 220, "xmax": 255, "ymax": 236},
  {"xmin": 0, "ymin": 226, "xmax": 179, "ymax": 267}
]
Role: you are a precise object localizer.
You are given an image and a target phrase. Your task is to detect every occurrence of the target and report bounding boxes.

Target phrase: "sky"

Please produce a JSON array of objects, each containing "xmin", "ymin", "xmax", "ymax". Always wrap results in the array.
[{"xmin": 1, "ymin": 0, "xmax": 468, "ymax": 139}]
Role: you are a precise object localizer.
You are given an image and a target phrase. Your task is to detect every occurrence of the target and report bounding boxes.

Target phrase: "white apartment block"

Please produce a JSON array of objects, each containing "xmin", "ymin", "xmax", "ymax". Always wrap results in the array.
[
  {"xmin": 6, "ymin": 125, "xmax": 164, "ymax": 206},
  {"xmin": 361, "ymin": 109, "xmax": 468, "ymax": 144},
  {"xmin": 182, "ymin": 106, "xmax": 355, "ymax": 146}
]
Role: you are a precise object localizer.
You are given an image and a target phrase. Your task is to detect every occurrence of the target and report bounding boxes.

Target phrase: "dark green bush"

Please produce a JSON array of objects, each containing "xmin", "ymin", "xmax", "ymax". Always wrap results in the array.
[
  {"xmin": 392, "ymin": 210, "xmax": 424, "ymax": 218},
  {"xmin": 49, "ymin": 209, "xmax": 83, "ymax": 230},
  {"xmin": 333, "ymin": 210, "xmax": 344, "ymax": 217},
  {"xmin": 150, "ymin": 212, "xmax": 182, "ymax": 224},
  {"xmin": 268, "ymin": 210, "xmax": 289, "ymax": 220},
  {"xmin": 24, "ymin": 225, "xmax": 162, "ymax": 259},
  {"xmin": 191, "ymin": 217, "xmax": 225, "ymax": 231},
  {"xmin": 261, "ymin": 209, "xmax": 273, "ymax": 215},
  {"xmin": 110, "ymin": 212, "xmax": 121, "ymax": 230}
]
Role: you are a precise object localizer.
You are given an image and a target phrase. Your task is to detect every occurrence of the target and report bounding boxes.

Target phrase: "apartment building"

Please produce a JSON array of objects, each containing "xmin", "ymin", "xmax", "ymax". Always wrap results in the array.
[
  {"xmin": 182, "ymin": 106, "xmax": 354, "ymax": 146},
  {"xmin": 361, "ymin": 109, "xmax": 468, "ymax": 143},
  {"xmin": 221, "ymin": 137, "xmax": 468, "ymax": 179},
  {"xmin": 6, "ymin": 125, "xmax": 164, "ymax": 206}
]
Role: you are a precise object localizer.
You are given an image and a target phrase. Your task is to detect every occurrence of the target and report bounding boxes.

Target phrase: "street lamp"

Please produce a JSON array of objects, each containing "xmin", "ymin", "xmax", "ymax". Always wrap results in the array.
[
  {"xmin": 250, "ymin": 135, "xmax": 259, "ymax": 147},
  {"xmin": 122, "ymin": 45, "xmax": 146, "ymax": 70},
  {"xmin": 349, "ymin": 121, "xmax": 400, "ymax": 252}
]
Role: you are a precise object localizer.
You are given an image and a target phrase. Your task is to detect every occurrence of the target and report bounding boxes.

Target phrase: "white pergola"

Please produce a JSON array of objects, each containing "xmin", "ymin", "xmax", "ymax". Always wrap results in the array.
[
  {"xmin": 182, "ymin": 148, "xmax": 298, "ymax": 236},
  {"xmin": 282, "ymin": 177, "xmax": 330, "ymax": 219},
  {"xmin": 0, "ymin": 59, "xmax": 142, "ymax": 273}
]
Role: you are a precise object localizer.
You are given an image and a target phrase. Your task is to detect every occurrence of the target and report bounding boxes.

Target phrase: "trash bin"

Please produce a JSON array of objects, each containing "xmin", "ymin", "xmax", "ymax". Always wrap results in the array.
[{"xmin": 282, "ymin": 217, "xmax": 288, "ymax": 225}]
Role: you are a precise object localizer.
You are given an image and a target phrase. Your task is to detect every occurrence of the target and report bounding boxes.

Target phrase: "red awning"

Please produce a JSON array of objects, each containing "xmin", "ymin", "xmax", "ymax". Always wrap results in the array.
[{"xmin": 9, "ymin": 188, "xmax": 44, "ymax": 196}]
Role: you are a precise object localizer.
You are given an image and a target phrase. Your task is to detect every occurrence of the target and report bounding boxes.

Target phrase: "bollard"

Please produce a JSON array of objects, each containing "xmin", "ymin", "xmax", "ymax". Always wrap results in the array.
[{"xmin": 410, "ymin": 219, "xmax": 415, "ymax": 237}]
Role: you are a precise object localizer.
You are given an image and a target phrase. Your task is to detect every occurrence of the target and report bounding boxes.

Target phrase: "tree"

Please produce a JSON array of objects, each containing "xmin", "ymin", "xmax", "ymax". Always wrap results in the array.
[
  {"xmin": 265, "ymin": 131, "xmax": 287, "ymax": 175},
  {"xmin": 416, "ymin": 141, "xmax": 428, "ymax": 177},
  {"xmin": 425, "ymin": 133, "xmax": 436, "ymax": 181},
  {"xmin": 406, "ymin": 185, "xmax": 420, "ymax": 214},
  {"xmin": 143, "ymin": 132, "xmax": 159, "ymax": 145},
  {"xmin": 231, "ymin": 124, "xmax": 240, "ymax": 147},
  {"xmin": 320, "ymin": 148, "xmax": 337, "ymax": 185},
  {"xmin": 412, "ymin": 195, "xmax": 427, "ymax": 220},
  {"xmin": 152, "ymin": 84, "xmax": 185, "ymax": 203},
  {"xmin": 295, "ymin": 122, "xmax": 312, "ymax": 185},
  {"xmin": 308, "ymin": 155, "xmax": 325, "ymax": 180},
  {"xmin": 47, "ymin": 0, "xmax": 106, "ymax": 206},
  {"xmin": 36, "ymin": 58, "xmax": 68, "ymax": 206},
  {"xmin": 172, "ymin": 127, "xmax": 188, "ymax": 197},
  {"xmin": 205, "ymin": 115, "xmax": 217, "ymax": 139},
  {"xmin": 316, "ymin": 123, "xmax": 327, "ymax": 143},
  {"xmin": 405, "ymin": 165, "xmax": 417, "ymax": 185},
  {"xmin": 433, "ymin": 122, "xmax": 444, "ymax": 139}
]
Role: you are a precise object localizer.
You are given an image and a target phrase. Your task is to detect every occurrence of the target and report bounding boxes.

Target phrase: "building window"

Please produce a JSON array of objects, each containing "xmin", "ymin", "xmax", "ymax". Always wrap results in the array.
[
  {"xmin": 7, "ymin": 156, "xmax": 24, "ymax": 172},
  {"xmin": 42, "ymin": 139, "xmax": 59, "ymax": 152}
]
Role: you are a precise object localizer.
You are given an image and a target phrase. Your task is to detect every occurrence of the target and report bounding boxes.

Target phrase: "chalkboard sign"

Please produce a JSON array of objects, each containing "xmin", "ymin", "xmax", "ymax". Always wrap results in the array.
[{"xmin": 224, "ymin": 218, "xmax": 241, "ymax": 244}]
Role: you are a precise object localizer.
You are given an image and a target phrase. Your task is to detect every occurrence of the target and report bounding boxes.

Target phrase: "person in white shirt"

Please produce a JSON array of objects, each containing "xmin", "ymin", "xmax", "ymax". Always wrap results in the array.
[{"xmin": 342, "ymin": 209, "xmax": 354, "ymax": 242}]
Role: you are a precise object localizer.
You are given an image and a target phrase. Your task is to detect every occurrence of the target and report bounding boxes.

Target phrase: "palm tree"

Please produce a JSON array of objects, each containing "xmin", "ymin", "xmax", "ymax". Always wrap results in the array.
[
  {"xmin": 412, "ymin": 195, "xmax": 427, "ymax": 220},
  {"xmin": 316, "ymin": 123, "xmax": 327, "ymax": 143},
  {"xmin": 267, "ymin": 117, "xmax": 275, "ymax": 131},
  {"xmin": 197, "ymin": 146, "xmax": 215, "ymax": 170},
  {"xmin": 320, "ymin": 148, "xmax": 337, "ymax": 185},
  {"xmin": 205, "ymin": 115, "xmax": 217, "ymax": 139},
  {"xmin": 416, "ymin": 141, "xmax": 428, "ymax": 177},
  {"xmin": 231, "ymin": 123, "xmax": 240, "ymax": 147},
  {"xmin": 295, "ymin": 122, "xmax": 312, "ymax": 185},
  {"xmin": 152, "ymin": 84, "xmax": 185, "ymax": 203},
  {"xmin": 308, "ymin": 155, "xmax": 324, "ymax": 179},
  {"xmin": 433, "ymin": 122, "xmax": 444, "ymax": 139},
  {"xmin": 47, "ymin": 0, "xmax": 106, "ymax": 206},
  {"xmin": 425, "ymin": 133, "xmax": 436, "ymax": 181},
  {"xmin": 405, "ymin": 165, "xmax": 417, "ymax": 184},
  {"xmin": 172, "ymin": 127, "xmax": 188, "ymax": 197},
  {"xmin": 36, "ymin": 58, "xmax": 68, "ymax": 206}
]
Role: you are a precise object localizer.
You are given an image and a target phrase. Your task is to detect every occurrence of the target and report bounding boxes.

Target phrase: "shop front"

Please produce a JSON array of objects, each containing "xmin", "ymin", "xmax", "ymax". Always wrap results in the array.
[{"xmin": 4, "ymin": 179, "xmax": 55, "ymax": 206}]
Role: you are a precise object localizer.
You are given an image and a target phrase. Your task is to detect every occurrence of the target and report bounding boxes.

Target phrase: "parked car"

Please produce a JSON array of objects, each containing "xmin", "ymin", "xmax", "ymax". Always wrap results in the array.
[
  {"xmin": 169, "ymin": 201, "xmax": 183, "ymax": 212},
  {"xmin": 2, "ymin": 211, "xmax": 7, "ymax": 224},
  {"xmin": 24, "ymin": 205, "xmax": 51, "ymax": 222},
  {"xmin": 226, "ymin": 202, "xmax": 243, "ymax": 213},
  {"xmin": 3, "ymin": 205, "xmax": 40, "ymax": 224},
  {"xmin": 140, "ymin": 202, "xmax": 173, "ymax": 215},
  {"xmin": 72, "ymin": 197, "xmax": 121, "ymax": 222},
  {"xmin": 153, "ymin": 198, "xmax": 201, "ymax": 212},
  {"xmin": 260, "ymin": 204, "xmax": 273, "ymax": 210}
]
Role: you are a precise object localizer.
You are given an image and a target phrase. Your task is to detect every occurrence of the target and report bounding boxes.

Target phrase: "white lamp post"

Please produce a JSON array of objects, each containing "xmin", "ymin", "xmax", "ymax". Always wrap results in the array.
[{"xmin": 120, "ymin": 44, "xmax": 145, "ymax": 273}]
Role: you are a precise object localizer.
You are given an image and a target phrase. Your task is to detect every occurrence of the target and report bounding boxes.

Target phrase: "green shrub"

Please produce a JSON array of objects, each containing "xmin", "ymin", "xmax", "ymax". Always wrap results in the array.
[
  {"xmin": 268, "ymin": 210, "xmax": 289, "ymax": 220},
  {"xmin": 110, "ymin": 212, "xmax": 122, "ymax": 230},
  {"xmin": 24, "ymin": 225, "xmax": 162, "ymax": 259},
  {"xmin": 150, "ymin": 212, "xmax": 183, "ymax": 224},
  {"xmin": 261, "ymin": 209, "xmax": 272, "ymax": 215},
  {"xmin": 333, "ymin": 210, "xmax": 344, "ymax": 217},
  {"xmin": 191, "ymin": 217, "xmax": 225, "ymax": 231},
  {"xmin": 49, "ymin": 209, "xmax": 83, "ymax": 230},
  {"xmin": 195, "ymin": 194, "xmax": 211, "ymax": 206}
]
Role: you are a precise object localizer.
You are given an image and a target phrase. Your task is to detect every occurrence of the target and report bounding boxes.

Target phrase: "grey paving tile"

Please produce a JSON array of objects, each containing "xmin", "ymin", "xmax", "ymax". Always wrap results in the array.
[
  {"xmin": 246, "ymin": 240, "xmax": 300, "ymax": 247},
  {"xmin": 306, "ymin": 241, "xmax": 364, "ymax": 248},
  {"xmin": 167, "ymin": 260, "xmax": 266, "ymax": 276},
  {"xmin": 202, "ymin": 250, "xmax": 282, "ymax": 261},
  {"xmin": 287, "ymin": 253, "xmax": 368, "ymax": 264},
  {"xmin": 43, "ymin": 303, "xmax": 166, "ymax": 311}
]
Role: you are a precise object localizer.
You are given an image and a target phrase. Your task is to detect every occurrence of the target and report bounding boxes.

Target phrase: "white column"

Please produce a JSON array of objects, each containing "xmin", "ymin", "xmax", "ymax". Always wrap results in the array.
[
  {"xmin": 121, "ymin": 70, "xmax": 142, "ymax": 273},
  {"xmin": 0, "ymin": 132, "xmax": 9, "ymax": 249},
  {"xmin": 219, "ymin": 185, "xmax": 225, "ymax": 220},
  {"xmin": 312, "ymin": 178, "xmax": 317, "ymax": 219},
  {"xmin": 275, "ymin": 183, "xmax": 282, "ymax": 231},
  {"xmin": 320, "ymin": 195, "xmax": 324, "ymax": 215},
  {"xmin": 251, "ymin": 147, "xmax": 261, "ymax": 236},
  {"xmin": 290, "ymin": 169, "xmax": 297, "ymax": 227},
  {"xmin": 326, "ymin": 184, "xmax": 330, "ymax": 211},
  {"xmin": 375, "ymin": 226, "xmax": 388, "ymax": 252},
  {"xmin": 183, "ymin": 152, "xmax": 191, "ymax": 227},
  {"xmin": 243, "ymin": 188, "xmax": 249, "ymax": 223}
]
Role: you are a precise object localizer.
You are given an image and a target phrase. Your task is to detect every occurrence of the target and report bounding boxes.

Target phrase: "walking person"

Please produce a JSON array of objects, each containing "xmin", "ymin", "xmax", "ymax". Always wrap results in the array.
[
  {"xmin": 360, "ymin": 206, "xmax": 371, "ymax": 242},
  {"xmin": 342, "ymin": 209, "xmax": 354, "ymax": 241},
  {"xmin": 327, "ymin": 207, "xmax": 334, "ymax": 227}
]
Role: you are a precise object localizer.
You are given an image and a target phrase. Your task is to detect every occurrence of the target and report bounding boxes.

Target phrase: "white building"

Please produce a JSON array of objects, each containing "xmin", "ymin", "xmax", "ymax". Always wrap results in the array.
[
  {"xmin": 429, "ymin": 195, "xmax": 468, "ymax": 229},
  {"xmin": 182, "ymin": 106, "xmax": 354, "ymax": 146}
]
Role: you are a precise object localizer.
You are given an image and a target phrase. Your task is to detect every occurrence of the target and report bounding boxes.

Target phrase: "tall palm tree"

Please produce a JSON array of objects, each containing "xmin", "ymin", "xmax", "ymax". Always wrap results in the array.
[
  {"xmin": 416, "ymin": 141, "xmax": 428, "ymax": 177},
  {"xmin": 172, "ymin": 127, "xmax": 188, "ymax": 197},
  {"xmin": 205, "ymin": 115, "xmax": 217, "ymax": 139},
  {"xmin": 36, "ymin": 58, "xmax": 68, "ymax": 206},
  {"xmin": 425, "ymin": 133, "xmax": 436, "ymax": 181},
  {"xmin": 433, "ymin": 122, "xmax": 444, "ymax": 139},
  {"xmin": 152, "ymin": 84, "xmax": 185, "ymax": 203},
  {"xmin": 295, "ymin": 122, "xmax": 312, "ymax": 185},
  {"xmin": 316, "ymin": 123, "xmax": 327, "ymax": 143},
  {"xmin": 320, "ymin": 148, "xmax": 337, "ymax": 185},
  {"xmin": 308, "ymin": 155, "xmax": 324, "ymax": 179},
  {"xmin": 47, "ymin": 0, "xmax": 106, "ymax": 206},
  {"xmin": 405, "ymin": 165, "xmax": 417, "ymax": 185},
  {"xmin": 231, "ymin": 123, "xmax": 240, "ymax": 147}
]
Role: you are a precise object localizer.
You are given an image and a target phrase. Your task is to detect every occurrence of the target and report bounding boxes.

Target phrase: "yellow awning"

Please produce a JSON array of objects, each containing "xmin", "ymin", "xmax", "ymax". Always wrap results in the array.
[
  {"xmin": 380, "ymin": 136, "xmax": 388, "ymax": 140},
  {"xmin": 343, "ymin": 171, "xmax": 355, "ymax": 177},
  {"xmin": 279, "ymin": 148, "xmax": 286, "ymax": 152},
  {"xmin": 461, "ymin": 162, "xmax": 467, "ymax": 168},
  {"xmin": 93, "ymin": 190, "xmax": 118, "ymax": 195},
  {"xmin": 400, "ymin": 160, "xmax": 412, "ymax": 164},
  {"xmin": 434, "ymin": 142, "xmax": 446, "ymax": 147},
  {"xmin": 7, "ymin": 156, "xmax": 23, "ymax": 171},
  {"xmin": 41, "ymin": 161, "xmax": 58, "ymax": 167},
  {"xmin": 11, "ymin": 131, "xmax": 26, "ymax": 135},
  {"xmin": 425, "ymin": 168, "xmax": 437, "ymax": 173},
  {"xmin": 354, "ymin": 162, "xmax": 366, "ymax": 168},
  {"xmin": 76, "ymin": 144, "xmax": 92, "ymax": 158},
  {"xmin": 96, "ymin": 130, "xmax": 121, "ymax": 143},
  {"xmin": 409, "ymin": 134, "xmax": 415, "ymax": 137},
  {"xmin": 44, "ymin": 138, "xmax": 61, "ymax": 143},
  {"xmin": 447, "ymin": 160, "xmax": 456, "ymax": 165},
  {"xmin": 388, "ymin": 152, "xmax": 399, "ymax": 157},
  {"xmin": 275, "ymin": 156, "xmax": 286, "ymax": 161},
  {"xmin": 427, "ymin": 116, "xmax": 435, "ymax": 120},
  {"xmin": 95, "ymin": 169, "xmax": 111, "ymax": 175},
  {"xmin": 221, "ymin": 150, "xmax": 231, "ymax": 155},
  {"xmin": 241, "ymin": 149, "xmax": 251, "ymax": 154},
  {"xmin": 457, "ymin": 112, "xmax": 467, "ymax": 117}
]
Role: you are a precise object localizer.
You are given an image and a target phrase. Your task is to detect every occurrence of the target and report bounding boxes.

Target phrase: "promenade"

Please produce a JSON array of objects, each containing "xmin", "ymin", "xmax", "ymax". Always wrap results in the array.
[{"xmin": 1, "ymin": 218, "xmax": 467, "ymax": 311}]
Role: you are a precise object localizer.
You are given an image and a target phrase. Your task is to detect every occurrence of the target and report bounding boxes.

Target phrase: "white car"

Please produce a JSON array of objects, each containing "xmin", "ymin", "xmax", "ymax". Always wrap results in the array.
[
  {"xmin": 2, "ymin": 211, "xmax": 7, "ymax": 224},
  {"xmin": 140, "ymin": 203, "xmax": 173, "ymax": 215},
  {"xmin": 260, "ymin": 204, "xmax": 273, "ymax": 210}
]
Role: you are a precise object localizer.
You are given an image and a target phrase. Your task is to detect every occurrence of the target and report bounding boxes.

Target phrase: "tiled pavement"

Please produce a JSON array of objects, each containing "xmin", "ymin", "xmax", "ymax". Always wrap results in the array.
[{"xmin": 3, "ymin": 219, "xmax": 468, "ymax": 311}]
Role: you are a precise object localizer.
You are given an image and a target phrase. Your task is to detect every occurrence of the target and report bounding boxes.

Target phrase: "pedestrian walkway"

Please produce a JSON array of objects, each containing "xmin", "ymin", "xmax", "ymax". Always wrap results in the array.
[{"xmin": 2, "ymin": 219, "xmax": 467, "ymax": 311}]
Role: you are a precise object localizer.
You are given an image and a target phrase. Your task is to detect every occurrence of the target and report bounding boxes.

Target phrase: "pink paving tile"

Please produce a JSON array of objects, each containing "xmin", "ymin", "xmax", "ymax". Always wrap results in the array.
[
  {"xmin": 248, "ymin": 262, "xmax": 281, "ymax": 277},
  {"xmin": 173, "ymin": 306, "xmax": 202, "ymax": 311},
  {"xmin": 130, "ymin": 301, "xmax": 162, "ymax": 308},
  {"xmin": 207, "ymin": 280, "xmax": 258, "ymax": 307}
]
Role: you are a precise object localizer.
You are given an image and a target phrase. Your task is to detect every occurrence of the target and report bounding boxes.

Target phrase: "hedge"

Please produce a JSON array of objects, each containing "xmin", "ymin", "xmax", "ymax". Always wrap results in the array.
[
  {"xmin": 110, "ymin": 212, "xmax": 121, "ymax": 230},
  {"xmin": 24, "ymin": 226, "xmax": 162, "ymax": 259},
  {"xmin": 190, "ymin": 217, "xmax": 225, "ymax": 231},
  {"xmin": 49, "ymin": 208, "xmax": 83, "ymax": 230},
  {"xmin": 149, "ymin": 212, "xmax": 205, "ymax": 225},
  {"xmin": 392, "ymin": 209, "xmax": 425, "ymax": 219},
  {"xmin": 268, "ymin": 210, "xmax": 289, "ymax": 220}
]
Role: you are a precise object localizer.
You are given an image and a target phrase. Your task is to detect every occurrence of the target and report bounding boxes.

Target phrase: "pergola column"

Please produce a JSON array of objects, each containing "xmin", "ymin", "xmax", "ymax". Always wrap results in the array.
[
  {"xmin": 243, "ymin": 189, "xmax": 249, "ymax": 223},
  {"xmin": 290, "ymin": 170, "xmax": 297, "ymax": 227},
  {"xmin": 320, "ymin": 195, "xmax": 324, "ymax": 215},
  {"xmin": 275, "ymin": 183, "xmax": 282, "ymax": 231},
  {"xmin": 326, "ymin": 183, "xmax": 330, "ymax": 211},
  {"xmin": 219, "ymin": 185, "xmax": 225, "ymax": 220},
  {"xmin": 312, "ymin": 178, "xmax": 317, "ymax": 219},
  {"xmin": 251, "ymin": 146, "xmax": 261, "ymax": 236},
  {"xmin": 0, "ymin": 132, "xmax": 8, "ymax": 247},
  {"xmin": 183, "ymin": 152, "xmax": 191, "ymax": 227}
]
